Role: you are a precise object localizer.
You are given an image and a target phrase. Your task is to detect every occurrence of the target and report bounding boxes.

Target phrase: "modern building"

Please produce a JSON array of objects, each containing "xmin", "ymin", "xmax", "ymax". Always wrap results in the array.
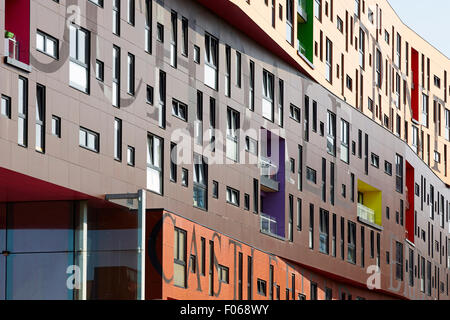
[{"xmin": 0, "ymin": 0, "xmax": 449, "ymax": 300}]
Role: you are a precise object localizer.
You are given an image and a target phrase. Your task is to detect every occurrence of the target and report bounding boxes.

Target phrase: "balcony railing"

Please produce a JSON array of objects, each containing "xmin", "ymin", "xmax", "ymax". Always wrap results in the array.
[
  {"xmin": 4, "ymin": 37, "xmax": 19, "ymax": 61},
  {"xmin": 260, "ymin": 156, "xmax": 279, "ymax": 192},
  {"xmin": 260, "ymin": 213, "xmax": 278, "ymax": 236},
  {"xmin": 297, "ymin": 39, "xmax": 306, "ymax": 57},
  {"xmin": 357, "ymin": 203, "xmax": 375, "ymax": 224}
]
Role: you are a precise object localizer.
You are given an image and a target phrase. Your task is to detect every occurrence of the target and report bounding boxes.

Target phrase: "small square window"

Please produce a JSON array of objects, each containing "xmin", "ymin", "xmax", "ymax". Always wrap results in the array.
[
  {"xmin": 193, "ymin": 45, "xmax": 200, "ymax": 64},
  {"xmin": 96, "ymin": 60, "xmax": 104, "ymax": 82},
  {"xmin": 127, "ymin": 146, "xmax": 135, "ymax": 166},
  {"xmin": 147, "ymin": 85, "xmax": 154, "ymax": 105},
  {"xmin": 157, "ymin": 23, "xmax": 164, "ymax": 42}
]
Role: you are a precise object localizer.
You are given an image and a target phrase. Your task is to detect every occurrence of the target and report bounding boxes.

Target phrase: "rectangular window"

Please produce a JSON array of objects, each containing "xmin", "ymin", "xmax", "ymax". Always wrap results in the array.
[
  {"xmin": 226, "ymin": 107, "xmax": 240, "ymax": 162},
  {"xmin": 127, "ymin": 0, "xmax": 135, "ymax": 26},
  {"xmin": 205, "ymin": 33, "xmax": 219, "ymax": 90},
  {"xmin": 172, "ymin": 99, "xmax": 188, "ymax": 122},
  {"xmin": 193, "ymin": 153, "xmax": 208, "ymax": 210},
  {"xmin": 170, "ymin": 143, "xmax": 177, "ymax": 182},
  {"xmin": 297, "ymin": 198, "xmax": 302, "ymax": 231},
  {"xmin": 309, "ymin": 204, "xmax": 314, "ymax": 249},
  {"xmin": 340, "ymin": 119, "xmax": 349, "ymax": 163},
  {"xmin": 181, "ymin": 17, "xmax": 188, "ymax": 57},
  {"xmin": 69, "ymin": 25, "xmax": 90, "ymax": 93},
  {"xmin": 127, "ymin": 146, "xmax": 135, "ymax": 167},
  {"xmin": 79, "ymin": 127, "xmax": 99, "ymax": 152},
  {"xmin": 36, "ymin": 30, "xmax": 58, "ymax": 59},
  {"xmin": 289, "ymin": 104, "xmax": 301, "ymax": 122},
  {"xmin": 0, "ymin": 95, "xmax": 11, "ymax": 118},
  {"xmin": 236, "ymin": 51, "xmax": 242, "ymax": 88},
  {"xmin": 262, "ymin": 70, "xmax": 275, "ymax": 121},
  {"xmin": 112, "ymin": 0, "xmax": 120, "ymax": 35},
  {"xmin": 396, "ymin": 154, "xmax": 404, "ymax": 194},
  {"xmin": 170, "ymin": 11, "xmax": 178, "ymax": 68},
  {"xmin": 35, "ymin": 84, "xmax": 46, "ymax": 153},
  {"xmin": 112, "ymin": 46, "xmax": 120, "ymax": 107},
  {"xmin": 249, "ymin": 60, "xmax": 255, "ymax": 110},
  {"xmin": 395, "ymin": 241, "xmax": 404, "ymax": 281},
  {"xmin": 114, "ymin": 118, "xmax": 122, "ymax": 161},
  {"xmin": 147, "ymin": 134, "xmax": 163, "ymax": 194},
  {"xmin": 174, "ymin": 228, "xmax": 187, "ymax": 288},
  {"xmin": 325, "ymin": 38, "xmax": 333, "ymax": 82},
  {"xmin": 18, "ymin": 77, "xmax": 28, "ymax": 147},
  {"xmin": 347, "ymin": 221, "xmax": 356, "ymax": 264},
  {"xmin": 306, "ymin": 167, "xmax": 317, "ymax": 184},
  {"xmin": 158, "ymin": 70, "xmax": 166, "ymax": 128},
  {"xmin": 278, "ymin": 79, "xmax": 284, "ymax": 127},
  {"xmin": 145, "ymin": 0, "xmax": 152, "ymax": 53},
  {"xmin": 327, "ymin": 111, "xmax": 336, "ymax": 156},
  {"xmin": 95, "ymin": 60, "xmax": 104, "ymax": 82},
  {"xmin": 226, "ymin": 187, "xmax": 240, "ymax": 207},
  {"xmin": 225, "ymin": 45, "xmax": 231, "ymax": 97},
  {"xmin": 319, "ymin": 209, "xmax": 330, "ymax": 254},
  {"xmin": 127, "ymin": 53, "xmax": 135, "ymax": 95},
  {"xmin": 51, "ymin": 115, "xmax": 61, "ymax": 138}
]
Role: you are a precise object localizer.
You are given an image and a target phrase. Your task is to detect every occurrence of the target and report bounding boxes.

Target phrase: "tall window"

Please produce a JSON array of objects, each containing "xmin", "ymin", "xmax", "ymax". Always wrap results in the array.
[
  {"xmin": 249, "ymin": 60, "xmax": 255, "ymax": 110},
  {"xmin": 35, "ymin": 84, "xmax": 46, "ymax": 153},
  {"xmin": 319, "ymin": 209, "xmax": 329, "ymax": 254},
  {"xmin": 225, "ymin": 45, "xmax": 231, "ymax": 97},
  {"xmin": 325, "ymin": 38, "xmax": 332, "ymax": 83},
  {"xmin": 446, "ymin": 109, "xmax": 450, "ymax": 141},
  {"xmin": 145, "ymin": 0, "xmax": 152, "ymax": 53},
  {"xmin": 226, "ymin": 108, "xmax": 240, "ymax": 162},
  {"xmin": 195, "ymin": 91, "xmax": 203, "ymax": 146},
  {"xmin": 359, "ymin": 29, "xmax": 365, "ymax": 69},
  {"xmin": 159, "ymin": 70, "xmax": 166, "ymax": 128},
  {"xmin": 314, "ymin": 0, "xmax": 322, "ymax": 20},
  {"xmin": 114, "ymin": 118, "xmax": 122, "ymax": 161},
  {"xmin": 396, "ymin": 33, "xmax": 401, "ymax": 67},
  {"xmin": 347, "ymin": 221, "xmax": 356, "ymax": 264},
  {"xmin": 181, "ymin": 17, "xmax": 188, "ymax": 57},
  {"xmin": 286, "ymin": 0, "xmax": 294, "ymax": 45},
  {"xmin": 18, "ymin": 77, "xmax": 28, "ymax": 147},
  {"xmin": 69, "ymin": 25, "xmax": 90, "ymax": 93},
  {"xmin": 340, "ymin": 119, "xmax": 349, "ymax": 163},
  {"xmin": 112, "ymin": 0, "xmax": 120, "ymax": 36},
  {"xmin": 112, "ymin": 46, "xmax": 120, "ymax": 107},
  {"xmin": 205, "ymin": 33, "xmax": 219, "ymax": 90},
  {"xmin": 278, "ymin": 79, "xmax": 284, "ymax": 127},
  {"xmin": 193, "ymin": 153, "xmax": 208, "ymax": 210},
  {"xmin": 395, "ymin": 241, "xmax": 403, "ymax": 281},
  {"xmin": 395, "ymin": 154, "xmax": 403, "ymax": 194},
  {"xmin": 174, "ymin": 228, "xmax": 187, "ymax": 288},
  {"xmin": 412, "ymin": 125, "xmax": 419, "ymax": 153},
  {"xmin": 327, "ymin": 111, "xmax": 336, "ymax": 156},
  {"xmin": 147, "ymin": 134, "xmax": 163, "ymax": 195},
  {"xmin": 236, "ymin": 51, "xmax": 242, "ymax": 88},
  {"xmin": 422, "ymin": 94, "xmax": 429, "ymax": 127},
  {"xmin": 127, "ymin": 53, "xmax": 135, "ymax": 95},
  {"xmin": 170, "ymin": 11, "xmax": 178, "ymax": 68},
  {"xmin": 262, "ymin": 70, "xmax": 274, "ymax": 121},
  {"xmin": 309, "ymin": 204, "xmax": 314, "ymax": 249},
  {"xmin": 376, "ymin": 49, "xmax": 382, "ymax": 88},
  {"xmin": 127, "ymin": 0, "xmax": 135, "ymax": 26}
]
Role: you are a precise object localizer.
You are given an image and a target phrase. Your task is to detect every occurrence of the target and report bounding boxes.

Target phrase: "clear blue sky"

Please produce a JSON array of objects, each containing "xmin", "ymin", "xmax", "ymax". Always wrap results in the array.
[{"xmin": 388, "ymin": 0, "xmax": 450, "ymax": 58}]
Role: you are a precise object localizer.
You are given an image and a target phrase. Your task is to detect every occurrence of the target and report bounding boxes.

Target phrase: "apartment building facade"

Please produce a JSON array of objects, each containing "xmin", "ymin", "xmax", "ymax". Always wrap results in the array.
[{"xmin": 0, "ymin": 0, "xmax": 449, "ymax": 300}]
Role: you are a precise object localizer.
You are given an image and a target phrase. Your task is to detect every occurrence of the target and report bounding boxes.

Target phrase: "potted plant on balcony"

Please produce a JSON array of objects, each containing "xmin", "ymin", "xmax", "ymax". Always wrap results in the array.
[{"xmin": 5, "ymin": 31, "xmax": 15, "ymax": 39}]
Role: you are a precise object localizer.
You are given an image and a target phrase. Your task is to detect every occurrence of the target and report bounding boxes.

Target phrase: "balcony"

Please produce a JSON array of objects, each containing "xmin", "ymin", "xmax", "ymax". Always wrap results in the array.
[
  {"xmin": 297, "ymin": 0, "xmax": 307, "ymax": 23},
  {"xmin": 3, "ymin": 35, "xmax": 31, "ymax": 72},
  {"xmin": 260, "ymin": 213, "xmax": 278, "ymax": 237},
  {"xmin": 357, "ymin": 203, "xmax": 375, "ymax": 224},
  {"xmin": 260, "ymin": 156, "xmax": 279, "ymax": 192}
]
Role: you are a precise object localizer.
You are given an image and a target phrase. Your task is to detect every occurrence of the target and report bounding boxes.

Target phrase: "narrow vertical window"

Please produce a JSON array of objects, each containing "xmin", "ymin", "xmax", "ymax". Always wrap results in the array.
[
  {"xmin": 147, "ymin": 134, "xmax": 163, "ymax": 195},
  {"xmin": 262, "ymin": 70, "xmax": 274, "ymax": 121},
  {"xmin": 35, "ymin": 84, "xmax": 46, "ymax": 153},
  {"xmin": 181, "ymin": 17, "xmax": 188, "ymax": 57},
  {"xmin": 114, "ymin": 118, "xmax": 122, "ymax": 161},
  {"xmin": 193, "ymin": 153, "xmax": 208, "ymax": 210},
  {"xmin": 159, "ymin": 70, "xmax": 166, "ymax": 128},
  {"xmin": 112, "ymin": 0, "xmax": 120, "ymax": 36},
  {"xmin": 112, "ymin": 45, "xmax": 120, "ymax": 108},
  {"xmin": 127, "ymin": 53, "xmax": 135, "ymax": 95},
  {"xmin": 18, "ymin": 77, "xmax": 28, "ymax": 147},
  {"xmin": 127, "ymin": 0, "xmax": 135, "ymax": 26},
  {"xmin": 249, "ymin": 60, "xmax": 255, "ymax": 110},
  {"xmin": 170, "ymin": 11, "xmax": 178, "ymax": 68},
  {"xmin": 278, "ymin": 79, "xmax": 284, "ymax": 127},
  {"xmin": 236, "ymin": 51, "xmax": 242, "ymax": 88},
  {"xmin": 205, "ymin": 33, "xmax": 219, "ymax": 90},
  {"xmin": 69, "ymin": 25, "xmax": 90, "ymax": 93},
  {"xmin": 145, "ymin": 0, "xmax": 152, "ymax": 54}
]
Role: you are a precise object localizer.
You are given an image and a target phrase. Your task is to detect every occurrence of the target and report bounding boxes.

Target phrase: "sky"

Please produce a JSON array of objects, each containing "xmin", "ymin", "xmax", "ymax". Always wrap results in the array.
[{"xmin": 387, "ymin": 0, "xmax": 450, "ymax": 58}]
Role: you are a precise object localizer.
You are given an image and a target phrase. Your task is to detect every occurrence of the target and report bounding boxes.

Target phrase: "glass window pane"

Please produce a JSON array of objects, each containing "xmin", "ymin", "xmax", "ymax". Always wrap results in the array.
[{"xmin": 36, "ymin": 33, "xmax": 45, "ymax": 51}]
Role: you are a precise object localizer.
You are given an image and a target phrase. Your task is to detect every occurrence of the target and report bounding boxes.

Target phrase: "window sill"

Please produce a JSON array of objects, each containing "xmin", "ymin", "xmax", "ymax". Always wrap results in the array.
[{"xmin": 4, "ymin": 57, "xmax": 32, "ymax": 73}]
